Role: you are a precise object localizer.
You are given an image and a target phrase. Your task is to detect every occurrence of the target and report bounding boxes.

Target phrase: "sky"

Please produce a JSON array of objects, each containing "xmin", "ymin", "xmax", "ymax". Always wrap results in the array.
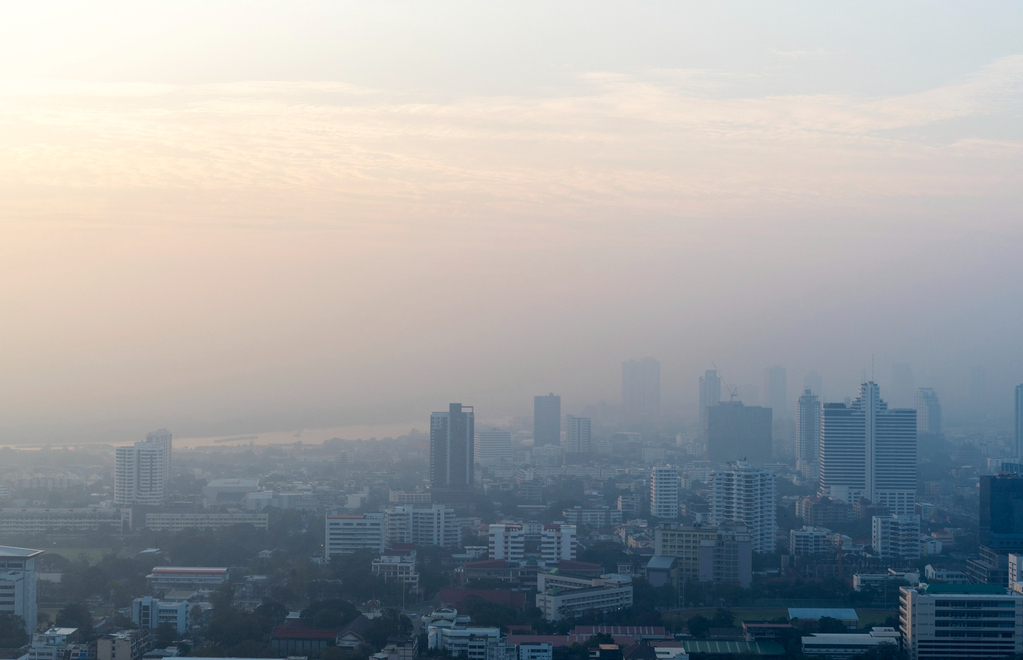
[{"xmin": 1, "ymin": 2, "xmax": 1022, "ymax": 442}]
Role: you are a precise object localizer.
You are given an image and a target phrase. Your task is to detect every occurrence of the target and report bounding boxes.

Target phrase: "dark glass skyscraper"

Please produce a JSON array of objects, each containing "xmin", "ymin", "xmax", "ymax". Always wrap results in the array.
[
  {"xmin": 707, "ymin": 401, "xmax": 773, "ymax": 465},
  {"xmin": 430, "ymin": 403, "xmax": 474, "ymax": 493},
  {"xmin": 534, "ymin": 393, "xmax": 561, "ymax": 447},
  {"xmin": 1015, "ymin": 384, "xmax": 1023, "ymax": 459},
  {"xmin": 980, "ymin": 473, "xmax": 1023, "ymax": 550}
]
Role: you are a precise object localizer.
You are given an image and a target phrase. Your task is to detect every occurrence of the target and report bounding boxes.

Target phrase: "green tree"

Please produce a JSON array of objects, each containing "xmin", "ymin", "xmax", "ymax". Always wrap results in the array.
[
  {"xmin": 818, "ymin": 617, "xmax": 847, "ymax": 633},
  {"xmin": 154, "ymin": 622, "xmax": 177, "ymax": 647},
  {"xmin": 0, "ymin": 614, "xmax": 28, "ymax": 648},
  {"xmin": 687, "ymin": 615, "xmax": 710, "ymax": 638},
  {"xmin": 711, "ymin": 608, "xmax": 734, "ymax": 629},
  {"xmin": 56, "ymin": 603, "xmax": 95, "ymax": 640}
]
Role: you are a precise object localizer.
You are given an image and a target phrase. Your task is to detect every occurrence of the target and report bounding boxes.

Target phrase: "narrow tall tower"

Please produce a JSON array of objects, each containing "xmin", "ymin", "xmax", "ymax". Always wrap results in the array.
[
  {"xmin": 797, "ymin": 388, "xmax": 821, "ymax": 479},
  {"xmin": 430, "ymin": 403, "xmax": 475, "ymax": 494}
]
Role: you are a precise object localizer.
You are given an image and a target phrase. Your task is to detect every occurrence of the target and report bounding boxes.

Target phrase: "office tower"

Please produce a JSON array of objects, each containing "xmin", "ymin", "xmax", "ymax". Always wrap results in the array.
[
  {"xmin": 1016, "ymin": 385, "xmax": 1023, "ymax": 458},
  {"xmin": 708, "ymin": 461, "xmax": 777, "ymax": 553},
  {"xmin": 890, "ymin": 364, "xmax": 915, "ymax": 409},
  {"xmin": 324, "ymin": 514, "xmax": 385, "ymax": 557},
  {"xmin": 980, "ymin": 474, "xmax": 1023, "ymax": 550},
  {"xmin": 699, "ymin": 370, "xmax": 722, "ymax": 437},
  {"xmin": 764, "ymin": 366, "xmax": 788, "ymax": 419},
  {"xmin": 797, "ymin": 388, "xmax": 821, "ymax": 479},
  {"xmin": 564, "ymin": 416, "xmax": 592, "ymax": 454},
  {"xmin": 804, "ymin": 370, "xmax": 823, "ymax": 397},
  {"xmin": 0, "ymin": 546, "xmax": 40, "ymax": 633},
  {"xmin": 900, "ymin": 584, "xmax": 1023, "ymax": 660},
  {"xmin": 622, "ymin": 358, "xmax": 660, "ymax": 416},
  {"xmin": 488, "ymin": 524, "xmax": 525, "ymax": 560},
  {"xmin": 706, "ymin": 401, "xmax": 773, "ymax": 465},
  {"xmin": 114, "ymin": 430, "xmax": 172, "ymax": 506},
  {"xmin": 872, "ymin": 514, "xmax": 921, "ymax": 559},
  {"xmin": 430, "ymin": 403, "xmax": 475, "ymax": 493},
  {"xmin": 540, "ymin": 524, "xmax": 577, "ymax": 564},
  {"xmin": 914, "ymin": 388, "xmax": 942, "ymax": 436},
  {"xmin": 649, "ymin": 465, "xmax": 680, "ymax": 519},
  {"xmin": 818, "ymin": 382, "xmax": 917, "ymax": 515},
  {"xmin": 475, "ymin": 430, "xmax": 512, "ymax": 467},
  {"xmin": 384, "ymin": 504, "xmax": 459, "ymax": 548},
  {"xmin": 534, "ymin": 394, "xmax": 561, "ymax": 447}
]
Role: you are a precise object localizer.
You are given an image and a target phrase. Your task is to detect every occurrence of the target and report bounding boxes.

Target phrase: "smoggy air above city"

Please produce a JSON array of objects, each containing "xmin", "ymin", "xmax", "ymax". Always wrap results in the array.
[{"xmin": 1, "ymin": 4, "xmax": 1023, "ymax": 660}]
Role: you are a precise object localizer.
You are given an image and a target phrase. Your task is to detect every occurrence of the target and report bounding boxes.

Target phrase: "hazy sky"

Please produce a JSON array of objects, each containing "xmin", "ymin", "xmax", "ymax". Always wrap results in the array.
[{"xmin": 2, "ymin": 2, "xmax": 1022, "ymax": 441}]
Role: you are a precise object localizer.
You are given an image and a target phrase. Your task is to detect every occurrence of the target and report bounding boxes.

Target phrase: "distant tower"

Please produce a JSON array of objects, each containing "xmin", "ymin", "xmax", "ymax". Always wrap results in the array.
[
  {"xmin": 430, "ymin": 404, "xmax": 475, "ymax": 493},
  {"xmin": 1015, "ymin": 385, "xmax": 1023, "ymax": 459},
  {"xmin": 622, "ymin": 358, "xmax": 661, "ymax": 417},
  {"xmin": 915, "ymin": 388, "xmax": 942, "ymax": 436},
  {"xmin": 699, "ymin": 370, "xmax": 722, "ymax": 437},
  {"xmin": 564, "ymin": 415, "xmax": 592, "ymax": 454},
  {"xmin": 709, "ymin": 461, "xmax": 777, "ymax": 553},
  {"xmin": 797, "ymin": 388, "xmax": 821, "ymax": 479},
  {"xmin": 533, "ymin": 394, "xmax": 561, "ymax": 447},
  {"xmin": 764, "ymin": 366, "xmax": 788, "ymax": 419},
  {"xmin": 475, "ymin": 429, "xmax": 512, "ymax": 466},
  {"xmin": 707, "ymin": 402, "xmax": 773, "ymax": 465},
  {"xmin": 819, "ymin": 382, "xmax": 917, "ymax": 515},
  {"xmin": 114, "ymin": 430, "xmax": 172, "ymax": 506}
]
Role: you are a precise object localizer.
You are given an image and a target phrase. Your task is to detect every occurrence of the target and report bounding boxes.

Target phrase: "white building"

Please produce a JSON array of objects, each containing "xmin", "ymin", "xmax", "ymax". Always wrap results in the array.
[
  {"xmin": 790, "ymin": 526, "xmax": 831, "ymax": 556},
  {"xmin": 650, "ymin": 466, "xmax": 680, "ymax": 519},
  {"xmin": 488, "ymin": 524, "xmax": 525, "ymax": 561},
  {"xmin": 384, "ymin": 504, "xmax": 460, "ymax": 548},
  {"xmin": 709, "ymin": 461, "xmax": 777, "ymax": 553},
  {"xmin": 853, "ymin": 570, "xmax": 920, "ymax": 592},
  {"xmin": 114, "ymin": 430, "xmax": 172, "ymax": 506},
  {"xmin": 900, "ymin": 584, "xmax": 1023, "ymax": 660},
  {"xmin": 143, "ymin": 512, "xmax": 268, "ymax": 532},
  {"xmin": 802, "ymin": 628, "xmax": 900, "ymax": 659},
  {"xmin": 475, "ymin": 431, "xmax": 513, "ymax": 467},
  {"xmin": 535, "ymin": 573, "xmax": 633, "ymax": 622},
  {"xmin": 0, "ymin": 507, "xmax": 130, "ymax": 535},
  {"xmin": 325, "ymin": 514, "xmax": 386, "ymax": 558},
  {"xmin": 819, "ymin": 382, "xmax": 917, "ymax": 515},
  {"xmin": 372, "ymin": 554, "xmax": 419, "ymax": 591},
  {"xmin": 797, "ymin": 388, "xmax": 821, "ymax": 480},
  {"xmin": 427, "ymin": 627, "xmax": 514, "ymax": 660},
  {"xmin": 0, "ymin": 546, "xmax": 40, "ymax": 633},
  {"xmin": 564, "ymin": 416, "xmax": 592, "ymax": 454},
  {"xmin": 872, "ymin": 514, "xmax": 921, "ymax": 559},
  {"xmin": 518, "ymin": 643, "xmax": 553, "ymax": 660},
  {"xmin": 915, "ymin": 388, "xmax": 942, "ymax": 436},
  {"xmin": 131, "ymin": 596, "xmax": 190, "ymax": 634},
  {"xmin": 540, "ymin": 524, "xmax": 577, "ymax": 564},
  {"xmin": 27, "ymin": 627, "xmax": 83, "ymax": 660}
]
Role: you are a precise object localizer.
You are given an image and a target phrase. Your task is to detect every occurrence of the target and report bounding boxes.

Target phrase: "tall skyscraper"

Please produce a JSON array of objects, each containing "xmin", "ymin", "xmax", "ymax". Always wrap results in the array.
[
  {"xmin": 430, "ymin": 403, "xmax": 475, "ymax": 493},
  {"xmin": 818, "ymin": 382, "xmax": 917, "ymax": 515},
  {"xmin": 797, "ymin": 388, "xmax": 821, "ymax": 479},
  {"xmin": 764, "ymin": 366, "xmax": 788, "ymax": 419},
  {"xmin": 114, "ymin": 430, "xmax": 172, "ymax": 506},
  {"xmin": 980, "ymin": 473, "xmax": 1023, "ymax": 551},
  {"xmin": 650, "ymin": 465, "xmax": 680, "ymax": 519},
  {"xmin": 0, "ymin": 546, "xmax": 40, "ymax": 634},
  {"xmin": 708, "ymin": 461, "xmax": 777, "ymax": 553},
  {"xmin": 534, "ymin": 394, "xmax": 561, "ymax": 447},
  {"xmin": 707, "ymin": 401, "xmax": 772, "ymax": 465},
  {"xmin": 564, "ymin": 415, "xmax": 592, "ymax": 454},
  {"xmin": 1016, "ymin": 385, "xmax": 1023, "ymax": 459},
  {"xmin": 622, "ymin": 358, "xmax": 660, "ymax": 416},
  {"xmin": 915, "ymin": 388, "xmax": 942, "ymax": 436},
  {"xmin": 699, "ymin": 370, "xmax": 721, "ymax": 436},
  {"xmin": 890, "ymin": 363, "xmax": 915, "ymax": 409},
  {"xmin": 475, "ymin": 429, "xmax": 512, "ymax": 466}
]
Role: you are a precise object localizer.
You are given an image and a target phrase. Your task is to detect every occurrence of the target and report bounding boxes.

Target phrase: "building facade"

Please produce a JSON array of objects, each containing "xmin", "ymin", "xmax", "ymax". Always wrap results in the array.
[
  {"xmin": 699, "ymin": 370, "xmax": 721, "ymax": 438},
  {"xmin": 797, "ymin": 388, "xmax": 821, "ymax": 479},
  {"xmin": 540, "ymin": 524, "xmax": 577, "ymax": 564},
  {"xmin": 476, "ymin": 430, "xmax": 513, "ymax": 467},
  {"xmin": 708, "ymin": 461, "xmax": 777, "ymax": 553},
  {"xmin": 622, "ymin": 358, "xmax": 660, "ymax": 417},
  {"xmin": 707, "ymin": 402, "xmax": 773, "ymax": 466},
  {"xmin": 384, "ymin": 504, "xmax": 459, "ymax": 549},
  {"xmin": 650, "ymin": 466, "xmax": 680, "ymax": 519},
  {"xmin": 325, "ymin": 514, "xmax": 386, "ymax": 557},
  {"xmin": 534, "ymin": 394, "xmax": 561, "ymax": 447},
  {"xmin": 488, "ymin": 524, "xmax": 525, "ymax": 561},
  {"xmin": 430, "ymin": 404, "xmax": 475, "ymax": 494},
  {"xmin": 872, "ymin": 514, "xmax": 922, "ymax": 560},
  {"xmin": 819, "ymin": 382, "xmax": 917, "ymax": 515},
  {"xmin": 0, "ymin": 546, "xmax": 40, "ymax": 633},
  {"xmin": 915, "ymin": 388, "xmax": 942, "ymax": 436},
  {"xmin": 900, "ymin": 584, "xmax": 1023, "ymax": 660},
  {"xmin": 564, "ymin": 416, "xmax": 592, "ymax": 454},
  {"xmin": 114, "ymin": 431, "xmax": 172, "ymax": 506}
]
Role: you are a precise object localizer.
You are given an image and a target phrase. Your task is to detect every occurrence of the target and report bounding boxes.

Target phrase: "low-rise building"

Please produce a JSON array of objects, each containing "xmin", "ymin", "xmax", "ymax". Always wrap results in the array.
[
  {"xmin": 535, "ymin": 573, "xmax": 633, "ymax": 622},
  {"xmin": 97, "ymin": 630, "xmax": 151, "ymax": 660},
  {"xmin": 518, "ymin": 642, "xmax": 553, "ymax": 660},
  {"xmin": 427, "ymin": 626, "xmax": 515, "ymax": 660},
  {"xmin": 146, "ymin": 567, "xmax": 229, "ymax": 593},
  {"xmin": 923, "ymin": 564, "xmax": 969, "ymax": 585},
  {"xmin": 872, "ymin": 514, "xmax": 921, "ymax": 559},
  {"xmin": 132, "ymin": 596, "xmax": 191, "ymax": 634},
  {"xmin": 0, "ymin": 508, "xmax": 130, "ymax": 535},
  {"xmin": 372, "ymin": 554, "xmax": 420, "ymax": 591},
  {"xmin": 789, "ymin": 527, "xmax": 832, "ymax": 556},
  {"xmin": 143, "ymin": 512, "xmax": 268, "ymax": 532},
  {"xmin": 27, "ymin": 628, "xmax": 83, "ymax": 660},
  {"xmin": 801, "ymin": 628, "xmax": 900, "ymax": 659},
  {"xmin": 325, "ymin": 514, "xmax": 385, "ymax": 557}
]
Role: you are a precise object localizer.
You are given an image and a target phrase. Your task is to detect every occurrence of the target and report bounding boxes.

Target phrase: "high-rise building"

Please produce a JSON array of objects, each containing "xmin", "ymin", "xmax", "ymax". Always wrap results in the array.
[
  {"xmin": 708, "ymin": 461, "xmax": 777, "ymax": 553},
  {"xmin": 699, "ymin": 370, "xmax": 722, "ymax": 437},
  {"xmin": 797, "ymin": 389, "xmax": 821, "ymax": 479},
  {"xmin": 384, "ymin": 504, "xmax": 460, "ymax": 548},
  {"xmin": 872, "ymin": 514, "xmax": 921, "ymax": 559},
  {"xmin": 324, "ymin": 514, "xmax": 386, "ymax": 557},
  {"xmin": 764, "ymin": 366, "xmax": 788, "ymax": 419},
  {"xmin": 540, "ymin": 524, "xmax": 577, "ymax": 564},
  {"xmin": 650, "ymin": 466, "xmax": 680, "ymax": 519},
  {"xmin": 707, "ymin": 402, "xmax": 772, "ymax": 465},
  {"xmin": 430, "ymin": 403, "xmax": 475, "ymax": 493},
  {"xmin": 980, "ymin": 474, "xmax": 1023, "ymax": 551},
  {"xmin": 488, "ymin": 524, "xmax": 525, "ymax": 561},
  {"xmin": 475, "ymin": 430, "xmax": 512, "ymax": 467},
  {"xmin": 890, "ymin": 363, "xmax": 915, "ymax": 409},
  {"xmin": 1016, "ymin": 385, "xmax": 1023, "ymax": 459},
  {"xmin": 622, "ymin": 358, "xmax": 660, "ymax": 416},
  {"xmin": 900, "ymin": 584, "xmax": 1023, "ymax": 660},
  {"xmin": 0, "ymin": 546, "xmax": 40, "ymax": 634},
  {"xmin": 819, "ymin": 382, "xmax": 917, "ymax": 515},
  {"xmin": 534, "ymin": 394, "xmax": 561, "ymax": 447},
  {"xmin": 114, "ymin": 430, "xmax": 172, "ymax": 506},
  {"xmin": 564, "ymin": 416, "xmax": 591, "ymax": 454},
  {"xmin": 914, "ymin": 388, "xmax": 942, "ymax": 436}
]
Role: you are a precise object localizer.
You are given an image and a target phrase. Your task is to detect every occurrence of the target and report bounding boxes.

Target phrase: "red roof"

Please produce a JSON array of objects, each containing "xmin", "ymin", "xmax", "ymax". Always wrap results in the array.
[
  {"xmin": 272, "ymin": 619, "xmax": 340, "ymax": 640},
  {"xmin": 440, "ymin": 589, "xmax": 527, "ymax": 609}
]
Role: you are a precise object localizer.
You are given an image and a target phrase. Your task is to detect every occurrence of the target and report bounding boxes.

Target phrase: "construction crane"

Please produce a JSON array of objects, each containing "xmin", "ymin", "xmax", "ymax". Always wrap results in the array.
[{"xmin": 711, "ymin": 361, "xmax": 740, "ymax": 402}]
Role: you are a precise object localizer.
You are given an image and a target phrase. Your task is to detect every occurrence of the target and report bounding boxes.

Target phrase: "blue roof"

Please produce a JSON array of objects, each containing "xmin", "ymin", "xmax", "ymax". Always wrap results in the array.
[{"xmin": 788, "ymin": 608, "xmax": 858, "ymax": 621}]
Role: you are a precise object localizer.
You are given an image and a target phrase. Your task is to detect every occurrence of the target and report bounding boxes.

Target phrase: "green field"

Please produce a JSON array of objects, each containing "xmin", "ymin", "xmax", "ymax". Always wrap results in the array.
[
  {"xmin": 665, "ymin": 607, "xmax": 897, "ymax": 629},
  {"xmin": 43, "ymin": 547, "xmax": 121, "ymax": 563}
]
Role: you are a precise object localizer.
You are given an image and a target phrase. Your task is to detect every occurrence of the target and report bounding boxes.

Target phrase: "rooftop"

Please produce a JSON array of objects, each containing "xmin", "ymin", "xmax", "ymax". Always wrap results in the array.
[
  {"xmin": 922, "ymin": 583, "xmax": 1008, "ymax": 595},
  {"xmin": 0, "ymin": 546, "xmax": 43, "ymax": 558},
  {"xmin": 788, "ymin": 608, "xmax": 858, "ymax": 621}
]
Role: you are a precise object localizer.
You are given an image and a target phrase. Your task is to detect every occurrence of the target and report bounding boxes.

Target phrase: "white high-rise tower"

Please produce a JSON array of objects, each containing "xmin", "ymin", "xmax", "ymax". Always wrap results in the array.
[
  {"xmin": 797, "ymin": 388, "xmax": 821, "ymax": 479},
  {"xmin": 650, "ymin": 465, "xmax": 680, "ymax": 519},
  {"xmin": 819, "ymin": 382, "xmax": 917, "ymax": 515},
  {"xmin": 709, "ymin": 461, "xmax": 777, "ymax": 553},
  {"xmin": 114, "ymin": 430, "xmax": 172, "ymax": 506}
]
